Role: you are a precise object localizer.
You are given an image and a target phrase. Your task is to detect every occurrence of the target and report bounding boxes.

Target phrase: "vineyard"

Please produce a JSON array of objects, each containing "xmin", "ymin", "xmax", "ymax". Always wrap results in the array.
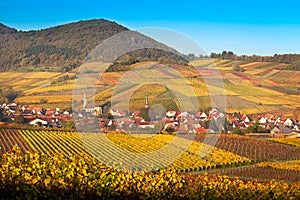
[
  {"xmin": 219, "ymin": 163, "xmax": 300, "ymax": 183},
  {"xmin": 1, "ymin": 129, "xmax": 300, "ymax": 199},
  {"xmin": 0, "ymin": 129, "xmax": 251, "ymax": 172},
  {"xmin": 1, "ymin": 129, "xmax": 300, "ymax": 172},
  {"xmin": 1, "ymin": 145, "xmax": 300, "ymax": 199},
  {"xmin": 0, "ymin": 59, "xmax": 299, "ymax": 115},
  {"xmin": 196, "ymin": 134, "xmax": 300, "ymax": 161},
  {"xmin": 270, "ymin": 137, "xmax": 300, "ymax": 148}
]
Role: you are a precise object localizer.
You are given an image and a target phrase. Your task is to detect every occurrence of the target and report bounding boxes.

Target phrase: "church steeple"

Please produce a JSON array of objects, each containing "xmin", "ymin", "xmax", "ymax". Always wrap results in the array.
[
  {"xmin": 83, "ymin": 91, "xmax": 87, "ymax": 109},
  {"xmin": 144, "ymin": 92, "xmax": 150, "ymax": 109}
]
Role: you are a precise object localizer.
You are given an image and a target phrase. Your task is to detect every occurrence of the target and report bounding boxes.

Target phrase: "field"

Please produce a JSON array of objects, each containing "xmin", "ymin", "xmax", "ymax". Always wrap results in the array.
[
  {"xmin": 1, "ymin": 129, "xmax": 252, "ymax": 172},
  {"xmin": 0, "ymin": 60, "xmax": 298, "ymax": 115},
  {"xmin": 269, "ymin": 138, "xmax": 300, "ymax": 148},
  {"xmin": 218, "ymin": 163, "xmax": 300, "ymax": 183},
  {"xmin": 1, "ymin": 129, "xmax": 300, "ymax": 199},
  {"xmin": 2, "ymin": 147, "xmax": 300, "ymax": 199},
  {"xmin": 1, "ymin": 129, "xmax": 300, "ymax": 175}
]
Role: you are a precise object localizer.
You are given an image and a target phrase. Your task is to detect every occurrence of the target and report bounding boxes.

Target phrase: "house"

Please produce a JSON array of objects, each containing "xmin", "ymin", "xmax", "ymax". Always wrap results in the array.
[
  {"xmin": 270, "ymin": 126, "xmax": 284, "ymax": 137},
  {"xmin": 166, "ymin": 111, "xmax": 177, "ymax": 119},
  {"xmin": 241, "ymin": 122, "xmax": 249, "ymax": 128},
  {"xmin": 138, "ymin": 121, "xmax": 155, "ymax": 129},
  {"xmin": 271, "ymin": 126, "xmax": 281, "ymax": 134},
  {"xmin": 271, "ymin": 126, "xmax": 293, "ymax": 135},
  {"xmin": 196, "ymin": 111, "xmax": 207, "ymax": 120},
  {"xmin": 265, "ymin": 114, "xmax": 274, "ymax": 123},
  {"xmin": 164, "ymin": 122, "xmax": 179, "ymax": 132},
  {"xmin": 21, "ymin": 110, "xmax": 33, "ymax": 116},
  {"xmin": 283, "ymin": 118, "xmax": 293, "ymax": 127},
  {"xmin": 294, "ymin": 124, "xmax": 299, "ymax": 131},
  {"xmin": 176, "ymin": 111, "xmax": 189, "ymax": 121},
  {"xmin": 95, "ymin": 106, "xmax": 102, "ymax": 115},
  {"xmin": 274, "ymin": 117, "xmax": 281, "ymax": 125},
  {"xmin": 46, "ymin": 108, "xmax": 56, "ymax": 116},
  {"xmin": 240, "ymin": 114, "xmax": 250, "ymax": 123},
  {"xmin": 209, "ymin": 108, "xmax": 225, "ymax": 120},
  {"xmin": 109, "ymin": 108, "xmax": 126, "ymax": 118},
  {"xmin": 209, "ymin": 108, "xmax": 219, "ymax": 117},
  {"xmin": 20, "ymin": 105, "xmax": 29, "ymax": 112},
  {"xmin": 63, "ymin": 111, "xmax": 70, "ymax": 115},
  {"xmin": 29, "ymin": 118, "xmax": 48, "ymax": 127},
  {"xmin": 258, "ymin": 117, "xmax": 267, "ymax": 124},
  {"xmin": 31, "ymin": 107, "xmax": 43, "ymax": 115},
  {"xmin": 196, "ymin": 127, "xmax": 208, "ymax": 133}
]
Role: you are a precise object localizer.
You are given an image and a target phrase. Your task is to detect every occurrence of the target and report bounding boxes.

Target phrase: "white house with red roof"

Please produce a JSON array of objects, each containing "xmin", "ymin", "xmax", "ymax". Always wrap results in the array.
[
  {"xmin": 283, "ymin": 118, "xmax": 293, "ymax": 127},
  {"xmin": 258, "ymin": 117, "xmax": 267, "ymax": 124}
]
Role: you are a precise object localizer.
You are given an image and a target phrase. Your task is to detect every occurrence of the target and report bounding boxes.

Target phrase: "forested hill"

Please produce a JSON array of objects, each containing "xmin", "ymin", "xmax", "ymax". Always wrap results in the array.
[{"xmin": 0, "ymin": 19, "xmax": 128, "ymax": 72}]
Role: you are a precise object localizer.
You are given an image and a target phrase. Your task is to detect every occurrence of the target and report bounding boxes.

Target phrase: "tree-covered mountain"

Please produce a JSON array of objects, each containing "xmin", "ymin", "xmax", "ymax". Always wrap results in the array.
[
  {"xmin": 0, "ymin": 19, "xmax": 188, "ymax": 72},
  {"xmin": 0, "ymin": 19, "xmax": 129, "ymax": 72}
]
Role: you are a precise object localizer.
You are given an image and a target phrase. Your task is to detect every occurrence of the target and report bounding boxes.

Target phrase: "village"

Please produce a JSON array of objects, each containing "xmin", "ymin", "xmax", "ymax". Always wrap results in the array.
[{"xmin": 1, "ymin": 93, "xmax": 300, "ymax": 139}]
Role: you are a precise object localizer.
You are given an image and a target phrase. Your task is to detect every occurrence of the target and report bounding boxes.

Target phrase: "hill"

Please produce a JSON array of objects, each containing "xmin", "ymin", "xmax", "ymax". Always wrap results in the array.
[
  {"xmin": 191, "ymin": 59, "xmax": 300, "ymax": 115},
  {"xmin": 0, "ymin": 59, "xmax": 297, "ymax": 116},
  {"xmin": 0, "ymin": 19, "xmax": 126, "ymax": 72},
  {"xmin": 0, "ymin": 19, "xmax": 187, "ymax": 72},
  {"xmin": 0, "ymin": 19, "xmax": 128, "ymax": 72}
]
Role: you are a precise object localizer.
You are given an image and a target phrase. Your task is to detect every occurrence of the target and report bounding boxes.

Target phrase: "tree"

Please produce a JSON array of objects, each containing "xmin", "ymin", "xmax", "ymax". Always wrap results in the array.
[
  {"xmin": 63, "ymin": 120, "xmax": 75, "ymax": 129},
  {"xmin": 108, "ymin": 122, "xmax": 117, "ymax": 131},
  {"xmin": 288, "ymin": 60, "xmax": 300, "ymax": 70},
  {"xmin": 139, "ymin": 108, "xmax": 150, "ymax": 121},
  {"xmin": 0, "ymin": 96, "xmax": 7, "ymax": 104},
  {"xmin": 247, "ymin": 121, "xmax": 269, "ymax": 133},
  {"xmin": 165, "ymin": 126, "xmax": 176, "ymax": 134},
  {"xmin": 247, "ymin": 121, "xmax": 260, "ymax": 133},
  {"xmin": 232, "ymin": 128, "xmax": 245, "ymax": 135},
  {"xmin": 233, "ymin": 64, "xmax": 245, "ymax": 72},
  {"xmin": 40, "ymin": 98, "xmax": 48, "ymax": 104},
  {"xmin": 293, "ymin": 107, "xmax": 300, "ymax": 121},
  {"xmin": 0, "ymin": 107, "xmax": 8, "ymax": 122},
  {"xmin": 14, "ymin": 115, "xmax": 25, "ymax": 124},
  {"xmin": 2, "ymin": 87, "xmax": 23, "ymax": 102},
  {"xmin": 154, "ymin": 122, "xmax": 164, "ymax": 133}
]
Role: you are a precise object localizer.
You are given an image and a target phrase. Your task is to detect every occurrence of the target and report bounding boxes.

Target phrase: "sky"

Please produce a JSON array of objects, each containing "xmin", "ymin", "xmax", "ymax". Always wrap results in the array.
[{"xmin": 1, "ymin": 0, "xmax": 300, "ymax": 56}]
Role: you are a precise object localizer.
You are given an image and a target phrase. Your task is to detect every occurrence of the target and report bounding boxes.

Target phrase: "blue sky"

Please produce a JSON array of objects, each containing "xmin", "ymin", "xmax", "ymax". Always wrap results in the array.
[{"xmin": 1, "ymin": 0, "xmax": 300, "ymax": 55}]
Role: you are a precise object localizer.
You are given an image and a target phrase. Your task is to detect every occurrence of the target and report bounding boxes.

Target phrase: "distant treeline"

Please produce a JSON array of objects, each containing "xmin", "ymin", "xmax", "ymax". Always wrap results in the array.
[
  {"xmin": 210, "ymin": 51, "xmax": 300, "ymax": 70},
  {"xmin": 107, "ymin": 48, "xmax": 188, "ymax": 72}
]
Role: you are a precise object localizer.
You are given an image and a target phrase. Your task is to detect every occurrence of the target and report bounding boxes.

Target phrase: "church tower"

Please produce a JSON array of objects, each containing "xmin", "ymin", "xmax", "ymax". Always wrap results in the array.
[
  {"xmin": 83, "ymin": 91, "xmax": 87, "ymax": 109},
  {"xmin": 144, "ymin": 92, "xmax": 150, "ymax": 109}
]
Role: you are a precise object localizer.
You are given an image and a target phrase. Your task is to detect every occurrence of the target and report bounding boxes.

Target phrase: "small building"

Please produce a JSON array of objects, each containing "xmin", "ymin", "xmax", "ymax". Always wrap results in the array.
[
  {"xmin": 270, "ymin": 126, "xmax": 293, "ymax": 136},
  {"xmin": 258, "ymin": 117, "xmax": 267, "ymax": 124},
  {"xmin": 166, "ymin": 111, "xmax": 177, "ymax": 119},
  {"xmin": 29, "ymin": 118, "xmax": 48, "ymax": 127},
  {"xmin": 240, "ymin": 114, "xmax": 250, "ymax": 123},
  {"xmin": 271, "ymin": 126, "xmax": 281, "ymax": 133},
  {"xmin": 283, "ymin": 118, "xmax": 293, "ymax": 127},
  {"xmin": 196, "ymin": 111, "xmax": 207, "ymax": 120}
]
